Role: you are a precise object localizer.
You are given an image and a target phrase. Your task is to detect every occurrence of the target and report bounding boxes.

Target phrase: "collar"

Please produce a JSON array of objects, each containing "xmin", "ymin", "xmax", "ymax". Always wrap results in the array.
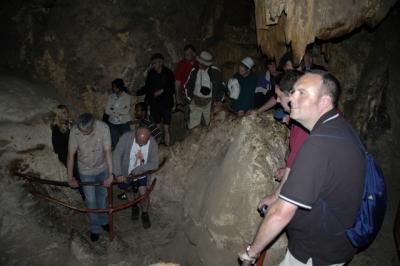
[{"xmin": 312, "ymin": 108, "xmax": 339, "ymax": 131}]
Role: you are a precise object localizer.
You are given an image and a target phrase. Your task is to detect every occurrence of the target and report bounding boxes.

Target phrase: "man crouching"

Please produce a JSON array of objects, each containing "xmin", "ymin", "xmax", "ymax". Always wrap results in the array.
[{"xmin": 113, "ymin": 127, "xmax": 159, "ymax": 229}]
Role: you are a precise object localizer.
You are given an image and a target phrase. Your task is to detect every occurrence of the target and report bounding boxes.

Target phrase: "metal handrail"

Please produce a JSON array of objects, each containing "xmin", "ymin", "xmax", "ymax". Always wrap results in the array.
[{"xmin": 17, "ymin": 158, "xmax": 166, "ymax": 241}]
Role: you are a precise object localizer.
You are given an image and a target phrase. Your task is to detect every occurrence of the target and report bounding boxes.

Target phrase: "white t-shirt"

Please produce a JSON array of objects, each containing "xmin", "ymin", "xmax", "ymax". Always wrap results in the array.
[
  {"xmin": 128, "ymin": 138, "xmax": 150, "ymax": 176},
  {"xmin": 193, "ymin": 69, "xmax": 212, "ymax": 98}
]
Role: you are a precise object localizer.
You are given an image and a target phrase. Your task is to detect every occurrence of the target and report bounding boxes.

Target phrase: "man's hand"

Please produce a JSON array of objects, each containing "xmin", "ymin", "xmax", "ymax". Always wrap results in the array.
[
  {"xmin": 238, "ymin": 246, "xmax": 257, "ymax": 264},
  {"xmin": 103, "ymin": 175, "xmax": 114, "ymax": 187},
  {"xmin": 68, "ymin": 177, "xmax": 79, "ymax": 188},
  {"xmin": 154, "ymin": 89, "xmax": 164, "ymax": 97},
  {"xmin": 275, "ymin": 167, "xmax": 286, "ymax": 182},
  {"xmin": 237, "ymin": 110, "xmax": 245, "ymax": 117},
  {"xmin": 247, "ymin": 109, "xmax": 258, "ymax": 116},
  {"xmin": 115, "ymin": 175, "xmax": 127, "ymax": 183},
  {"xmin": 257, "ymin": 194, "xmax": 278, "ymax": 211},
  {"xmin": 282, "ymin": 114, "xmax": 290, "ymax": 125}
]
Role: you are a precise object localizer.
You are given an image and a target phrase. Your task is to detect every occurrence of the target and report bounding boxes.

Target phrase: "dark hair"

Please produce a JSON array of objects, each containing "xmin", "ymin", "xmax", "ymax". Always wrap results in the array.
[
  {"xmin": 278, "ymin": 52, "xmax": 293, "ymax": 70},
  {"xmin": 57, "ymin": 104, "xmax": 68, "ymax": 110},
  {"xmin": 77, "ymin": 113, "xmax": 95, "ymax": 132},
  {"xmin": 309, "ymin": 70, "xmax": 341, "ymax": 107},
  {"xmin": 151, "ymin": 53, "xmax": 164, "ymax": 62},
  {"xmin": 279, "ymin": 70, "xmax": 304, "ymax": 94},
  {"xmin": 266, "ymin": 57, "xmax": 276, "ymax": 66},
  {"xmin": 112, "ymin": 78, "xmax": 128, "ymax": 93},
  {"xmin": 184, "ymin": 44, "xmax": 196, "ymax": 53},
  {"xmin": 135, "ymin": 102, "xmax": 148, "ymax": 114}
]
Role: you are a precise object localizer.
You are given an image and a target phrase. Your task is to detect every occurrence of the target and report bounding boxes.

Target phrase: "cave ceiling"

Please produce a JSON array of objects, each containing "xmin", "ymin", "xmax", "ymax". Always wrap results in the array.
[{"xmin": 254, "ymin": 0, "xmax": 398, "ymax": 63}]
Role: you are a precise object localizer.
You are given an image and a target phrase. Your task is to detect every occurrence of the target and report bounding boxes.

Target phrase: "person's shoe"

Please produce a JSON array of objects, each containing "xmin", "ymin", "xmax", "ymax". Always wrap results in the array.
[
  {"xmin": 117, "ymin": 192, "xmax": 127, "ymax": 200},
  {"xmin": 90, "ymin": 233, "xmax": 99, "ymax": 242},
  {"xmin": 141, "ymin": 212, "xmax": 151, "ymax": 229},
  {"xmin": 102, "ymin": 224, "xmax": 110, "ymax": 232},
  {"xmin": 131, "ymin": 205, "xmax": 140, "ymax": 220}
]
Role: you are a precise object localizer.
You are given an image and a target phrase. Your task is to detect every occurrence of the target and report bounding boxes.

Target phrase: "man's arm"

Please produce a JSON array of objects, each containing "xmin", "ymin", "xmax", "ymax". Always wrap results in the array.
[
  {"xmin": 240, "ymin": 199, "xmax": 297, "ymax": 260},
  {"xmin": 175, "ymin": 80, "xmax": 182, "ymax": 105},
  {"xmin": 67, "ymin": 150, "xmax": 79, "ymax": 187},
  {"xmin": 103, "ymin": 144, "xmax": 114, "ymax": 187},
  {"xmin": 257, "ymin": 96, "xmax": 277, "ymax": 113},
  {"xmin": 257, "ymin": 168, "xmax": 291, "ymax": 208}
]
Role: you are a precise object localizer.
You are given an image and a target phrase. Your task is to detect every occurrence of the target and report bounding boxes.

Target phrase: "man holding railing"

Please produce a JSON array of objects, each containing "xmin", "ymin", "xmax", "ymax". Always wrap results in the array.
[
  {"xmin": 67, "ymin": 113, "xmax": 114, "ymax": 242},
  {"xmin": 113, "ymin": 127, "xmax": 159, "ymax": 229}
]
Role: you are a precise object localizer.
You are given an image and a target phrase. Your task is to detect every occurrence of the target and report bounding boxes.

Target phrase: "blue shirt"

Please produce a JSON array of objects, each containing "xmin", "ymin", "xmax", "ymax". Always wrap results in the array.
[{"xmin": 230, "ymin": 72, "xmax": 257, "ymax": 112}]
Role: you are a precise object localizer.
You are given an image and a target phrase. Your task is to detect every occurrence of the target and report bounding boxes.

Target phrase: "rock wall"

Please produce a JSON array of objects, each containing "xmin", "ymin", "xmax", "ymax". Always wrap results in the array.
[
  {"xmin": 154, "ymin": 111, "xmax": 288, "ymax": 265},
  {"xmin": 0, "ymin": 0, "xmax": 258, "ymax": 117}
]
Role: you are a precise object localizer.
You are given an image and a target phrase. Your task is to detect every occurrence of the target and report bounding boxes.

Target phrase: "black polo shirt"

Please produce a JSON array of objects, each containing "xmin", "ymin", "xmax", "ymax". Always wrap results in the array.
[{"xmin": 280, "ymin": 109, "xmax": 365, "ymax": 266}]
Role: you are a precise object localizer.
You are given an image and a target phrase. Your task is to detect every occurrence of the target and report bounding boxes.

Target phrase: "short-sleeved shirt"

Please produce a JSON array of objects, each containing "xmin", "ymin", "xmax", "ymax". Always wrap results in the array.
[
  {"xmin": 230, "ymin": 72, "xmax": 257, "ymax": 112},
  {"xmin": 254, "ymin": 71, "xmax": 276, "ymax": 108},
  {"xmin": 279, "ymin": 110, "xmax": 365, "ymax": 266},
  {"xmin": 175, "ymin": 59, "xmax": 197, "ymax": 95},
  {"xmin": 286, "ymin": 122, "xmax": 309, "ymax": 168},
  {"xmin": 68, "ymin": 120, "xmax": 111, "ymax": 176},
  {"xmin": 139, "ymin": 117, "xmax": 162, "ymax": 141}
]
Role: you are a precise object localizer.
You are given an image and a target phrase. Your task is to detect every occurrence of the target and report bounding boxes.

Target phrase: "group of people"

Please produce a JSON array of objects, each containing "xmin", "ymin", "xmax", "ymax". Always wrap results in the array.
[
  {"xmin": 103, "ymin": 45, "xmax": 326, "ymax": 147},
  {"xmin": 50, "ymin": 44, "xmax": 368, "ymax": 266},
  {"xmin": 51, "ymin": 107, "xmax": 160, "ymax": 242}
]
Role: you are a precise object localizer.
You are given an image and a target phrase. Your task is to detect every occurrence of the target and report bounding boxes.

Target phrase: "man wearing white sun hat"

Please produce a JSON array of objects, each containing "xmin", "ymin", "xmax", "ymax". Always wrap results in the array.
[
  {"xmin": 229, "ymin": 56, "xmax": 257, "ymax": 116},
  {"xmin": 184, "ymin": 51, "xmax": 225, "ymax": 130}
]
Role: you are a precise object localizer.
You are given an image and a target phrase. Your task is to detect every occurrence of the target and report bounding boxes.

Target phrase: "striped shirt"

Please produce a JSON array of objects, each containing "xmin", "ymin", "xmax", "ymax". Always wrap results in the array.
[{"xmin": 139, "ymin": 118, "xmax": 162, "ymax": 140}]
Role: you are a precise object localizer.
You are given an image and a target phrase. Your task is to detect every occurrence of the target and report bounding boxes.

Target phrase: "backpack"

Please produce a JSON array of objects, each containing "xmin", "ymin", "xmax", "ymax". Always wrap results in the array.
[{"xmin": 312, "ymin": 125, "xmax": 387, "ymax": 248}]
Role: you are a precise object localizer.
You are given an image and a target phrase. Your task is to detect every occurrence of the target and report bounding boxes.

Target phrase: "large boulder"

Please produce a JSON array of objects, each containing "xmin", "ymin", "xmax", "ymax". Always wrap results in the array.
[{"xmin": 155, "ymin": 111, "xmax": 289, "ymax": 265}]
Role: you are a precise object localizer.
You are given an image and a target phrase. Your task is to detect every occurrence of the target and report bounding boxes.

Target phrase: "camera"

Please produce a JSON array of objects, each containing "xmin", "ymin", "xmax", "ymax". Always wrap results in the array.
[{"xmin": 200, "ymin": 86, "xmax": 211, "ymax": 96}]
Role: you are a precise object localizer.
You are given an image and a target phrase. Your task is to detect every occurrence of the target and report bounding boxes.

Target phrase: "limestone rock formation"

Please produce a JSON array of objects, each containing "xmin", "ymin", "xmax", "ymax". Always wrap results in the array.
[
  {"xmin": 1, "ymin": 0, "xmax": 258, "ymax": 118},
  {"xmin": 255, "ymin": 0, "xmax": 398, "ymax": 63},
  {"xmin": 155, "ymin": 111, "xmax": 289, "ymax": 265}
]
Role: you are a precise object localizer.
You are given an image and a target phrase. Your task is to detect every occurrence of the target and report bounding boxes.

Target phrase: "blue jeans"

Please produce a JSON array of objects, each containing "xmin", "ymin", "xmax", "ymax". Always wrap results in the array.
[
  {"xmin": 80, "ymin": 170, "xmax": 108, "ymax": 234},
  {"xmin": 109, "ymin": 123, "xmax": 131, "ymax": 150}
]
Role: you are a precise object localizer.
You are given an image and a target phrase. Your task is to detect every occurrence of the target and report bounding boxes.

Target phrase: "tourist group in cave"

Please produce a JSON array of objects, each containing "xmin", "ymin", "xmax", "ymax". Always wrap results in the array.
[{"xmin": 50, "ymin": 44, "xmax": 380, "ymax": 266}]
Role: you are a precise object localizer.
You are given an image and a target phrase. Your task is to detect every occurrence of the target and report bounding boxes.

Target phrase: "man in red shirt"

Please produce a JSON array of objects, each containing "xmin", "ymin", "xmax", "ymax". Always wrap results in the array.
[
  {"xmin": 257, "ymin": 70, "xmax": 309, "ymax": 208},
  {"xmin": 175, "ymin": 44, "xmax": 197, "ymax": 107}
]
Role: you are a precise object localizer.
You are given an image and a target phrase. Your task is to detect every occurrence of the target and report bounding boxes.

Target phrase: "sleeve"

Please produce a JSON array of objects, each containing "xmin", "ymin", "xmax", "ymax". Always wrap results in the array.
[
  {"xmin": 105, "ymin": 95, "xmax": 114, "ymax": 116},
  {"xmin": 175, "ymin": 61, "xmax": 184, "ymax": 82},
  {"xmin": 165, "ymin": 69, "xmax": 176, "ymax": 97},
  {"xmin": 213, "ymin": 68, "xmax": 226, "ymax": 102},
  {"xmin": 51, "ymin": 126, "xmax": 59, "ymax": 153},
  {"xmin": 112, "ymin": 132, "xmax": 129, "ymax": 176},
  {"xmin": 140, "ymin": 71, "xmax": 153, "ymax": 104},
  {"xmin": 280, "ymin": 139, "xmax": 327, "ymax": 209},
  {"xmin": 132, "ymin": 137, "xmax": 159, "ymax": 175},
  {"xmin": 184, "ymin": 68, "xmax": 196, "ymax": 99},
  {"xmin": 286, "ymin": 124, "xmax": 309, "ymax": 168},
  {"xmin": 102, "ymin": 123, "xmax": 112, "ymax": 149}
]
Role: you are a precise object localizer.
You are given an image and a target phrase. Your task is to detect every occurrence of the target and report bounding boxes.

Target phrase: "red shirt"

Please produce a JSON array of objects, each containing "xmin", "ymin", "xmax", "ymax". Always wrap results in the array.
[
  {"xmin": 175, "ymin": 59, "xmax": 197, "ymax": 95},
  {"xmin": 286, "ymin": 122, "xmax": 309, "ymax": 168}
]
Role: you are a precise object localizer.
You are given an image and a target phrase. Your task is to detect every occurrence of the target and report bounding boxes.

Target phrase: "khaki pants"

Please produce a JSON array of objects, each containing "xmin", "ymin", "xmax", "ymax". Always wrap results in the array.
[
  {"xmin": 188, "ymin": 101, "xmax": 212, "ymax": 129},
  {"xmin": 279, "ymin": 250, "xmax": 345, "ymax": 266}
]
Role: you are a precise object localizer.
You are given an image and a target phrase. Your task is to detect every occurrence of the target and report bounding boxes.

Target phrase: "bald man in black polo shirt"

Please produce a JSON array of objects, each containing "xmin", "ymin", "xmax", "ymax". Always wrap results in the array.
[{"xmin": 239, "ymin": 71, "xmax": 364, "ymax": 266}]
